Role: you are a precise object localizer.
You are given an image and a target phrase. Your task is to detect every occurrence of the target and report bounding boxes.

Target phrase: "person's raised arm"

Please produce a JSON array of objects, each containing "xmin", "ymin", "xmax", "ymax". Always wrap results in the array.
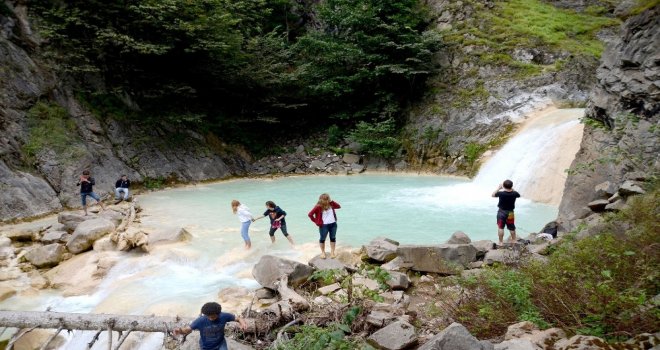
[{"xmin": 492, "ymin": 183, "xmax": 503, "ymax": 197}]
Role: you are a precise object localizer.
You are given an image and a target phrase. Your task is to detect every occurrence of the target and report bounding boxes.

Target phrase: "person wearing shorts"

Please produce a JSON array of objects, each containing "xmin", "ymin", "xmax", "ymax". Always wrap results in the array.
[
  {"xmin": 77, "ymin": 170, "xmax": 105, "ymax": 216},
  {"xmin": 308, "ymin": 193, "xmax": 341, "ymax": 259},
  {"xmin": 492, "ymin": 179, "xmax": 520, "ymax": 246},
  {"xmin": 253, "ymin": 201, "xmax": 295, "ymax": 246}
]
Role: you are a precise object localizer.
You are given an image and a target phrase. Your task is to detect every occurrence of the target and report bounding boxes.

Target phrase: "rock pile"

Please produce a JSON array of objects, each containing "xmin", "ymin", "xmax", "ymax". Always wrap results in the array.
[
  {"xmin": 244, "ymin": 231, "xmax": 658, "ymax": 349},
  {"xmin": 251, "ymin": 148, "xmax": 368, "ymax": 175}
]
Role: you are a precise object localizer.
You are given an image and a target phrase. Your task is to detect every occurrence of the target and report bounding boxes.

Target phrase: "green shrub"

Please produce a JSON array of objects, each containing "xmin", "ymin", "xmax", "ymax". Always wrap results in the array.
[
  {"xmin": 464, "ymin": 142, "xmax": 485, "ymax": 165},
  {"xmin": 450, "ymin": 187, "xmax": 660, "ymax": 340},
  {"xmin": 142, "ymin": 177, "xmax": 165, "ymax": 190},
  {"xmin": 22, "ymin": 101, "xmax": 85, "ymax": 165},
  {"xmin": 348, "ymin": 119, "xmax": 401, "ymax": 159},
  {"xmin": 277, "ymin": 323, "xmax": 357, "ymax": 350},
  {"xmin": 327, "ymin": 125, "xmax": 342, "ymax": 147}
]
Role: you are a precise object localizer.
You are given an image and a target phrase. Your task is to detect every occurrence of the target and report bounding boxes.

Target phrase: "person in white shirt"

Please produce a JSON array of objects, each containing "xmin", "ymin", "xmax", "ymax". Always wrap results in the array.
[{"xmin": 231, "ymin": 200, "xmax": 254, "ymax": 249}]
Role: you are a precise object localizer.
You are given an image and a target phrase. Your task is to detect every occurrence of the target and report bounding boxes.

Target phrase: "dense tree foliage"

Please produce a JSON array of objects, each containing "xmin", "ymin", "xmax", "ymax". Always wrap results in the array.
[{"xmin": 32, "ymin": 0, "xmax": 441, "ymax": 153}]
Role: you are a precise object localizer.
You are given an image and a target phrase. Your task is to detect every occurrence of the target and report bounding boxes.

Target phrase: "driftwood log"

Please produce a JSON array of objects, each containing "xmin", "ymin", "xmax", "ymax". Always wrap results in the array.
[{"xmin": 0, "ymin": 311, "xmax": 192, "ymax": 332}]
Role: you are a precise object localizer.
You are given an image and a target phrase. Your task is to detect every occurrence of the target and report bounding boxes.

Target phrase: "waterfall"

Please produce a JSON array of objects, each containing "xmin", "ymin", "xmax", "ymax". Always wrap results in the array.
[{"xmin": 473, "ymin": 108, "xmax": 585, "ymax": 205}]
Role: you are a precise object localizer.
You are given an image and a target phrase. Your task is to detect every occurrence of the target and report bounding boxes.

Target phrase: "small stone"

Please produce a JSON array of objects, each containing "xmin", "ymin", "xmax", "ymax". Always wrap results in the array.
[
  {"xmin": 367, "ymin": 320, "xmax": 417, "ymax": 350},
  {"xmin": 317, "ymin": 283, "xmax": 341, "ymax": 295},
  {"xmin": 447, "ymin": 231, "xmax": 472, "ymax": 244}
]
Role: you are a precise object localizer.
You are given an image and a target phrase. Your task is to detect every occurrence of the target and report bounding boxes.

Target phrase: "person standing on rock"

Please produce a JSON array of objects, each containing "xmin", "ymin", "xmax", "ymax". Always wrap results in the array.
[
  {"xmin": 492, "ymin": 179, "xmax": 520, "ymax": 247},
  {"xmin": 308, "ymin": 193, "xmax": 341, "ymax": 259},
  {"xmin": 253, "ymin": 201, "xmax": 295, "ymax": 246},
  {"xmin": 114, "ymin": 174, "xmax": 131, "ymax": 204},
  {"xmin": 77, "ymin": 170, "xmax": 105, "ymax": 216},
  {"xmin": 231, "ymin": 200, "xmax": 254, "ymax": 249},
  {"xmin": 173, "ymin": 301, "xmax": 247, "ymax": 350}
]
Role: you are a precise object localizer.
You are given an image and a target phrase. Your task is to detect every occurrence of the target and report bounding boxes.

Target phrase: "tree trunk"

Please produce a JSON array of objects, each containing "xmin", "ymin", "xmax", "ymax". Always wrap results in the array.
[{"xmin": 0, "ymin": 311, "xmax": 193, "ymax": 332}]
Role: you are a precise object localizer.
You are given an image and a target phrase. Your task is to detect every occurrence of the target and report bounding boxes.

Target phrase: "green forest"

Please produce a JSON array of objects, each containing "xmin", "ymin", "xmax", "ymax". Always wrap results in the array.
[{"xmin": 32, "ymin": 0, "xmax": 441, "ymax": 154}]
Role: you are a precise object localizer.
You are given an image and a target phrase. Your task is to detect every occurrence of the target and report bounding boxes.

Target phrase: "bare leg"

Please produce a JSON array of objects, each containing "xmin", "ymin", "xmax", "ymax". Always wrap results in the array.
[
  {"xmin": 270, "ymin": 236, "xmax": 275, "ymax": 244},
  {"xmin": 245, "ymin": 240, "xmax": 251, "ymax": 250},
  {"xmin": 83, "ymin": 205, "xmax": 88, "ymax": 216},
  {"xmin": 286, "ymin": 235, "xmax": 295, "ymax": 247},
  {"xmin": 497, "ymin": 228, "xmax": 504, "ymax": 245},
  {"xmin": 330, "ymin": 242, "xmax": 336, "ymax": 258},
  {"xmin": 509, "ymin": 230, "xmax": 517, "ymax": 242},
  {"xmin": 319, "ymin": 242, "xmax": 326, "ymax": 258}
]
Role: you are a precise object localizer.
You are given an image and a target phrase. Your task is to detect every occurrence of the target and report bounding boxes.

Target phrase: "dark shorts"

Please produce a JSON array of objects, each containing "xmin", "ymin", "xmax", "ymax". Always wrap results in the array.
[
  {"xmin": 497, "ymin": 209, "xmax": 515, "ymax": 230},
  {"xmin": 81, "ymin": 192, "xmax": 101, "ymax": 206},
  {"xmin": 269, "ymin": 223, "xmax": 289, "ymax": 237},
  {"xmin": 319, "ymin": 222, "xmax": 337, "ymax": 243}
]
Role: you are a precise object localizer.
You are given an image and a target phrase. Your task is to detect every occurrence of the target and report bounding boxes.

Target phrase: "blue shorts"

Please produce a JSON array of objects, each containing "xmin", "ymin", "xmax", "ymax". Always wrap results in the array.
[
  {"xmin": 319, "ymin": 223, "xmax": 337, "ymax": 243},
  {"xmin": 81, "ymin": 192, "xmax": 101, "ymax": 206}
]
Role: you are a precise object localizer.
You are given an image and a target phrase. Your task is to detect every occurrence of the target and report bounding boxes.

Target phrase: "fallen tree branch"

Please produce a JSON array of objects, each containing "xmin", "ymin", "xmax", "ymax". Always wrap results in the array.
[
  {"xmin": 0, "ymin": 311, "xmax": 191, "ymax": 332},
  {"xmin": 6, "ymin": 326, "xmax": 37, "ymax": 350},
  {"xmin": 39, "ymin": 325, "xmax": 63, "ymax": 350}
]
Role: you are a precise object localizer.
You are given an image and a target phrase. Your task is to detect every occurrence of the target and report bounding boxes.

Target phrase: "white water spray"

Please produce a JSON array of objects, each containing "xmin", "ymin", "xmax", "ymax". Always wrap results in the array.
[{"xmin": 473, "ymin": 108, "xmax": 585, "ymax": 205}]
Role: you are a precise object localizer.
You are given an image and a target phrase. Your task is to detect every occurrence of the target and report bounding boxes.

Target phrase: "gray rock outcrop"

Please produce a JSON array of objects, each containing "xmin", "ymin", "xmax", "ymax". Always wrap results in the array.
[{"xmin": 558, "ymin": 6, "xmax": 659, "ymax": 232}]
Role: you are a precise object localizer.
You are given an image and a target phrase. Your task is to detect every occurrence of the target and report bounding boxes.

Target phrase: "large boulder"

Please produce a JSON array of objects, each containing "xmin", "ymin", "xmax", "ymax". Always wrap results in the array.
[
  {"xmin": 252, "ymin": 255, "xmax": 314, "ymax": 289},
  {"xmin": 58, "ymin": 212, "xmax": 96, "ymax": 233},
  {"xmin": 364, "ymin": 237, "xmax": 400, "ymax": 263},
  {"xmin": 98, "ymin": 209, "xmax": 124, "ymax": 227},
  {"xmin": 618, "ymin": 180, "xmax": 645, "ymax": 196},
  {"xmin": 494, "ymin": 339, "xmax": 540, "ymax": 350},
  {"xmin": 396, "ymin": 244, "xmax": 477, "ymax": 274},
  {"xmin": 147, "ymin": 227, "xmax": 192, "ymax": 246},
  {"xmin": 308, "ymin": 255, "xmax": 348, "ymax": 271},
  {"xmin": 446, "ymin": 231, "xmax": 471, "ymax": 244},
  {"xmin": 41, "ymin": 230, "xmax": 69, "ymax": 244},
  {"xmin": 470, "ymin": 240, "xmax": 495, "ymax": 258},
  {"xmin": 5, "ymin": 227, "xmax": 39, "ymax": 241},
  {"xmin": 484, "ymin": 249, "xmax": 521, "ymax": 266},
  {"xmin": 503, "ymin": 322, "xmax": 566, "ymax": 349},
  {"xmin": 24, "ymin": 243, "xmax": 66, "ymax": 268},
  {"xmin": 418, "ymin": 323, "xmax": 494, "ymax": 350},
  {"xmin": 367, "ymin": 320, "xmax": 417, "ymax": 350},
  {"xmin": 66, "ymin": 218, "xmax": 116, "ymax": 254}
]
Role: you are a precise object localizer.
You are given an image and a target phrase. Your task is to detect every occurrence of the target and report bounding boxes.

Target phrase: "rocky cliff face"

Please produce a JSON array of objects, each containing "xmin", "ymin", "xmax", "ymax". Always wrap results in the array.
[
  {"xmin": 402, "ymin": 0, "xmax": 602, "ymax": 175},
  {"xmin": 0, "ymin": 5, "xmax": 249, "ymax": 222},
  {"xmin": 557, "ymin": 5, "xmax": 659, "ymax": 232}
]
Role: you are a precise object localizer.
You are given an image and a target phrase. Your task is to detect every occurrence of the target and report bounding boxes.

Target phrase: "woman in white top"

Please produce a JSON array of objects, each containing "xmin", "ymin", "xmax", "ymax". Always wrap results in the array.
[
  {"xmin": 232, "ymin": 200, "xmax": 254, "ymax": 249},
  {"xmin": 307, "ymin": 193, "xmax": 341, "ymax": 259}
]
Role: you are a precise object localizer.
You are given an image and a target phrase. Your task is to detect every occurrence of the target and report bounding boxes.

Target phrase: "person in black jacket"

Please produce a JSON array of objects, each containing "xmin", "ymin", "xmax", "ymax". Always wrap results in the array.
[
  {"xmin": 77, "ymin": 170, "xmax": 105, "ymax": 215},
  {"xmin": 114, "ymin": 174, "xmax": 131, "ymax": 204}
]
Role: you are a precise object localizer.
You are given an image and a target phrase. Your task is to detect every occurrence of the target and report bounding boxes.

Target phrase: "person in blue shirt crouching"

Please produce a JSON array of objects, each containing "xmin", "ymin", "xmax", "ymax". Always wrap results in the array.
[{"xmin": 173, "ymin": 302, "xmax": 247, "ymax": 350}]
